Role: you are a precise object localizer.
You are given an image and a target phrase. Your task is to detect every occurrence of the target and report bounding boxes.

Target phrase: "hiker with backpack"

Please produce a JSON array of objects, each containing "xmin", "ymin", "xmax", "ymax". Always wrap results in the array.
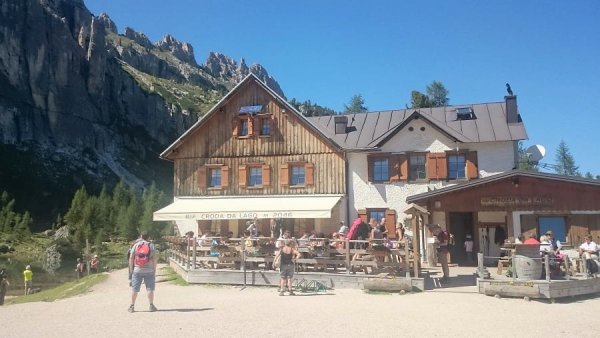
[
  {"xmin": 128, "ymin": 231, "xmax": 158, "ymax": 313},
  {"xmin": 75, "ymin": 258, "xmax": 86, "ymax": 279}
]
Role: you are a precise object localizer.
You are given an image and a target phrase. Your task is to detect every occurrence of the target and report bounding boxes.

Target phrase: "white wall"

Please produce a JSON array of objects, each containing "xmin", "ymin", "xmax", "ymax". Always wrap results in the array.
[{"xmin": 348, "ymin": 118, "xmax": 517, "ymax": 221}]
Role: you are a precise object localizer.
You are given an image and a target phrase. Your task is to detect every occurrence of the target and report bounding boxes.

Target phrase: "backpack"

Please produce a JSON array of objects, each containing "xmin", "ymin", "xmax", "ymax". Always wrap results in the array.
[
  {"xmin": 587, "ymin": 259, "xmax": 599, "ymax": 274},
  {"xmin": 77, "ymin": 262, "xmax": 85, "ymax": 273},
  {"xmin": 134, "ymin": 242, "xmax": 151, "ymax": 266}
]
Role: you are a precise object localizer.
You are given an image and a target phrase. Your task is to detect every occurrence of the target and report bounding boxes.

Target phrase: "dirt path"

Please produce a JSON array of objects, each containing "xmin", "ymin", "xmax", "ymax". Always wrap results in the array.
[{"xmin": 1, "ymin": 265, "xmax": 599, "ymax": 337}]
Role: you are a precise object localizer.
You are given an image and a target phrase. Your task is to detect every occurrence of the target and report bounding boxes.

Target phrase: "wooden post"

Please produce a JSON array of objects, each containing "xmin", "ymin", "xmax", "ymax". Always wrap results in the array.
[
  {"xmin": 545, "ymin": 255, "xmax": 551, "ymax": 282},
  {"xmin": 186, "ymin": 238, "xmax": 190, "ymax": 271},
  {"xmin": 345, "ymin": 238, "xmax": 350, "ymax": 275},
  {"xmin": 477, "ymin": 252, "xmax": 484, "ymax": 278},
  {"xmin": 192, "ymin": 236, "xmax": 197, "ymax": 270},
  {"xmin": 86, "ymin": 238, "xmax": 90, "ymax": 276},
  {"xmin": 512, "ymin": 250, "xmax": 516, "ymax": 281},
  {"xmin": 564, "ymin": 255, "xmax": 570, "ymax": 280},
  {"xmin": 412, "ymin": 213, "xmax": 421, "ymax": 277}
]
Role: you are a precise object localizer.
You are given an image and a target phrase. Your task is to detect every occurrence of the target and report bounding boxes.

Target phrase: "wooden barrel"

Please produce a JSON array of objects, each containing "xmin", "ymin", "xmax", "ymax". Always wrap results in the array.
[{"xmin": 514, "ymin": 255, "xmax": 542, "ymax": 280}]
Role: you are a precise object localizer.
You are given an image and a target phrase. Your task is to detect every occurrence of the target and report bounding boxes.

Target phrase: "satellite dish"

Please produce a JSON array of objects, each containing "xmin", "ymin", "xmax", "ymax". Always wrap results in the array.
[{"xmin": 526, "ymin": 144, "xmax": 546, "ymax": 163}]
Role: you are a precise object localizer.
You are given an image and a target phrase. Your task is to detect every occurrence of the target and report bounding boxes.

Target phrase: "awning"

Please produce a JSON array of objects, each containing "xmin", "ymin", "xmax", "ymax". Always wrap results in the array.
[{"xmin": 153, "ymin": 195, "xmax": 343, "ymax": 221}]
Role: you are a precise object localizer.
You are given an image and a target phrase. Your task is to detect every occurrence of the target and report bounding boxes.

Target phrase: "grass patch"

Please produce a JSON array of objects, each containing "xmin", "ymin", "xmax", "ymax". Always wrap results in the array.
[
  {"xmin": 6, "ymin": 273, "xmax": 108, "ymax": 305},
  {"xmin": 160, "ymin": 266, "xmax": 188, "ymax": 286}
]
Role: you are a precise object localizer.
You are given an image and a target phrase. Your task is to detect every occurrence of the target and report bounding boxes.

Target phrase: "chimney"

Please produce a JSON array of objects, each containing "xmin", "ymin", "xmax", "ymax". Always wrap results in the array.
[
  {"xmin": 334, "ymin": 115, "xmax": 348, "ymax": 134},
  {"xmin": 505, "ymin": 95, "xmax": 519, "ymax": 123}
]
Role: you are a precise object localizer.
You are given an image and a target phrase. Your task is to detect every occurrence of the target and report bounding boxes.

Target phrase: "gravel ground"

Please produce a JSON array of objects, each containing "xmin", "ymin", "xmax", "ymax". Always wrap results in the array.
[{"xmin": 1, "ymin": 264, "xmax": 600, "ymax": 337}]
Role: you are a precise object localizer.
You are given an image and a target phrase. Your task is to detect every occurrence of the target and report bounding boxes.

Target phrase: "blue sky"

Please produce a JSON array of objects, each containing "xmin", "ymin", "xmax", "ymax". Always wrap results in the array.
[{"xmin": 85, "ymin": 0, "xmax": 600, "ymax": 175}]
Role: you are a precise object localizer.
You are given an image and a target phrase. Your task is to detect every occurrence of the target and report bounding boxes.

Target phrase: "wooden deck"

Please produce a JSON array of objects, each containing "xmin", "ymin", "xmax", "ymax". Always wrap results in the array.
[
  {"xmin": 169, "ymin": 259, "xmax": 425, "ymax": 291},
  {"xmin": 478, "ymin": 277, "xmax": 600, "ymax": 300}
]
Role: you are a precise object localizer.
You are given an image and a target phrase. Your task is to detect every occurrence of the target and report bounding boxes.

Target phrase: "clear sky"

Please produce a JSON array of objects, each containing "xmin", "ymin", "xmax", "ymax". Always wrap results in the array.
[{"xmin": 85, "ymin": 0, "xmax": 600, "ymax": 175}]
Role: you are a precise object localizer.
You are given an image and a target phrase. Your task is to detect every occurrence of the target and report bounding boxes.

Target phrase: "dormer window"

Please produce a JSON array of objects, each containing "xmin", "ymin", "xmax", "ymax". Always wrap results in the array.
[
  {"xmin": 456, "ymin": 107, "xmax": 476, "ymax": 120},
  {"xmin": 239, "ymin": 105, "xmax": 263, "ymax": 115}
]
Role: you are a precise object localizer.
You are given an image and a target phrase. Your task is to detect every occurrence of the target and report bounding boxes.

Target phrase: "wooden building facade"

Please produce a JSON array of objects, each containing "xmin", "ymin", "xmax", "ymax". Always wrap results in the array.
[
  {"xmin": 155, "ymin": 74, "xmax": 346, "ymax": 236},
  {"xmin": 407, "ymin": 171, "xmax": 600, "ymax": 264}
]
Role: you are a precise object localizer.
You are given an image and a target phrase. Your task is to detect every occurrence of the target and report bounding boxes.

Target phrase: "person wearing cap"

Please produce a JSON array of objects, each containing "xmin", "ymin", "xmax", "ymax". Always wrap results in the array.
[
  {"xmin": 23, "ymin": 265, "xmax": 33, "ymax": 295},
  {"xmin": 90, "ymin": 254, "xmax": 100, "ymax": 273},
  {"xmin": 464, "ymin": 234, "xmax": 474, "ymax": 265},
  {"xmin": 338, "ymin": 221, "xmax": 348, "ymax": 237}
]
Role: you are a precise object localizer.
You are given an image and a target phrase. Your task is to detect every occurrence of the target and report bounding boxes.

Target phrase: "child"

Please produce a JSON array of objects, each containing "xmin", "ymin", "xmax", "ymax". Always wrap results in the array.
[{"xmin": 464, "ymin": 234, "xmax": 474, "ymax": 265}]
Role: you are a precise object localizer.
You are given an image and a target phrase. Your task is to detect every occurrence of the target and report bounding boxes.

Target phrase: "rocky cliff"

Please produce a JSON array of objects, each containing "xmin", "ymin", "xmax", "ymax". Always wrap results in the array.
[{"xmin": 0, "ymin": 0, "xmax": 284, "ymax": 227}]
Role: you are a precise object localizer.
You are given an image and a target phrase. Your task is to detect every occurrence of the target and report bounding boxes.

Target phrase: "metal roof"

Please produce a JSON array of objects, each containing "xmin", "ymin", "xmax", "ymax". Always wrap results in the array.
[{"xmin": 307, "ymin": 102, "xmax": 528, "ymax": 150}]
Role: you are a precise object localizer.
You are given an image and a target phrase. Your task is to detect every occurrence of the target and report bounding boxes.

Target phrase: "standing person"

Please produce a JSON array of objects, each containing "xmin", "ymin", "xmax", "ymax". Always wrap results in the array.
[
  {"xmin": 430, "ymin": 225, "xmax": 450, "ymax": 281},
  {"xmin": 90, "ymin": 255, "xmax": 100, "ymax": 273},
  {"xmin": 0, "ymin": 270, "xmax": 9, "ymax": 305},
  {"xmin": 270, "ymin": 218, "xmax": 277, "ymax": 238},
  {"xmin": 128, "ymin": 231, "xmax": 158, "ymax": 313},
  {"xmin": 395, "ymin": 222, "xmax": 405, "ymax": 242},
  {"xmin": 76, "ymin": 258, "xmax": 85, "ymax": 279},
  {"xmin": 278, "ymin": 239, "xmax": 300, "ymax": 296},
  {"xmin": 338, "ymin": 221, "xmax": 348, "ymax": 237},
  {"xmin": 23, "ymin": 265, "xmax": 33, "ymax": 295},
  {"xmin": 464, "ymin": 234, "xmax": 474, "ymax": 265},
  {"xmin": 378, "ymin": 218, "xmax": 388, "ymax": 236},
  {"xmin": 246, "ymin": 220, "xmax": 257, "ymax": 238}
]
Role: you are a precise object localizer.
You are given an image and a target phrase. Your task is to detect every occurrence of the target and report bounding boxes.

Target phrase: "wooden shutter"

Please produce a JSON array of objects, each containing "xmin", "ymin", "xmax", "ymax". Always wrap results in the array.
[
  {"xmin": 427, "ymin": 152, "xmax": 447, "ymax": 180},
  {"xmin": 262, "ymin": 164, "xmax": 270, "ymax": 186},
  {"xmin": 279, "ymin": 163, "xmax": 289, "ymax": 186},
  {"xmin": 399, "ymin": 154, "xmax": 408, "ymax": 181},
  {"xmin": 232, "ymin": 118, "xmax": 239, "ymax": 136},
  {"xmin": 367, "ymin": 156, "xmax": 374, "ymax": 182},
  {"xmin": 389, "ymin": 155, "xmax": 400, "ymax": 182},
  {"xmin": 221, "ymin": 165, "xmax": 229, "ymax": 188},
  {"xmin": 247, "ymin": 117, "xmax": 254, "ymax": 136},
  {"xmin": 358, "ymin": 209, "xmax": 367, "ymax": 223},
  {"xmin": 197, "ymin": 166, "xmax": 206, "ymax": 190},
  {"xmin": 254, "ymin": 117, "xmax": 262, "ymax": 136},
  {"xmin": 305, "ymin": 162, "xmax": 314, "ymax": 186},
  {"xmin": 238, "ymin": 165, "xmax": 247, "ymax": 187},
  {"xmin": 466, "ymin": 151, "xmax": 478, "ymax": 179},
  {"xmin": 385, "ymin": 209, "xmax": 397, "ymax": 239}
]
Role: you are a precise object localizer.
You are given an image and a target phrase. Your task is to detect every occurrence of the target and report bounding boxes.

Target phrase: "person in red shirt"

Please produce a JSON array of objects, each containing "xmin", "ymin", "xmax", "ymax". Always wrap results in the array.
[{"xmin": 523, "ymin": 232, "xmax": 540, "ymax": 244}]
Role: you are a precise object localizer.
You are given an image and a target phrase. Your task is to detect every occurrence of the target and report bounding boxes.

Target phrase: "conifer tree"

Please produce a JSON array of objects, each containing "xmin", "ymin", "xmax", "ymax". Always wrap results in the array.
[
  {"xmin": 554, "ymin": 140, "xmax": 580, "ymax": 176},
  {"xmin": 15, "ymin": 211, "xmax": 32, "ymax": 238}
]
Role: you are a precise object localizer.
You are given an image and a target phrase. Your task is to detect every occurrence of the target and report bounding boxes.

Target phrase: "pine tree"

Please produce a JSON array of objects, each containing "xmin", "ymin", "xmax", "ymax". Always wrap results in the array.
[
  {"xmin": 15, "ymin": 211, "xmax": 32, "ymax": 238},
  {"xmin": 554, "ymin": 140, "xmax": 580, "ymax": 176},
  {"xmin": 585, "ymin": 172, "xmax": 594, "ymax": 179},
  {"xmin": 410, "ymin": 91, "xmax": 430, "ymax": 108},
  {"xmin": 426, "ymin": 81, "xmax": 449, "ymax": 107},
  {"xmin": 64, "ymin": 186, "xmax": 88, "ymax": 230},
  {"xmin": 344, "ymin": 94, "xmax": 368, "ymax": 113}
]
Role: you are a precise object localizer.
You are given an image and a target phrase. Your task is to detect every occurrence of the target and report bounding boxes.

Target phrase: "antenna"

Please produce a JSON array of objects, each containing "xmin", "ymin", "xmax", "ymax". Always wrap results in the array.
[{"xmin": 526, "ymin": 144, "xmax": 546, "ymax": 164}]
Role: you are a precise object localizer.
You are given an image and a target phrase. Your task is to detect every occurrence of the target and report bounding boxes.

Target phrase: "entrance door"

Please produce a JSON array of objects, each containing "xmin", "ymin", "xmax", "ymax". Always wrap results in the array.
[
  {"xmin": 539, "ymin": 216, "xmax": 566, "ymax": 242},
  {"xmin": 448, "ymin": 212, "xmax": 474, "ymax": 264}
]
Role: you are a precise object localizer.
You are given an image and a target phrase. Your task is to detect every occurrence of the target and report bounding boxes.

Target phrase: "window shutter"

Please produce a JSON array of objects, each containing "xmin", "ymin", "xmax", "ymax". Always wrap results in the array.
[
  {"xmin": 197, "ymin": 166, "xmax": 206, "ymax": 190},
  {"xmin": 221, "ymin": 165, "xmax": 229, "ymax": 188},
  {"xmin": 248, "ymin": 117, "xmax": 254, "ymax": 136},
  {"xmin": 367, "ymin": 156, "xmax": 374, "ymax": 182},
  {"xmin": 389, "ymin": 155, "xmax": 399, "ymax": 182},
  {"xmin": 358, "ymin": 209, "xmax": 367, "ymax": 223},
  {"xmin": 232, "ymin": 118, "xmax": 239, "ymax": 136},
  {"xmin": 254, "ymin": 117, "xmax": 261, "ymax": 136},
  {"xmin": 279, "ymin": 163, "xmax": 289, "ymax": 186},
  {"xmin": 466, "ymin": 151, "xmax": 478, "ymax": 179},
  {"xmin": 399, "ymin": 154, "xmax": 408, "ymax": 181},
  {"xmin": 262, "ymin": 164, "xmax": 270, "ymax": 186},
  {"xmin": 427, "ymin": 152, "xmax": 447, "ymax": 180},
  {"xmin": 385, "ymin": 209, "xmax": 397, "ymax": 239},
  {"xmin": 238, "ymin": 165, "xmax": 247, "ymax": 187},
  {"xmin": 305, "ymin": 162, "xmax": 314, "ymax": 186}
]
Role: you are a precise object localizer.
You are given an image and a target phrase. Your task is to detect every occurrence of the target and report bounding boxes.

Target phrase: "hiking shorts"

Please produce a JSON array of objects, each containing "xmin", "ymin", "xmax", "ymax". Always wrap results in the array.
[
  {"xmin": 280, "ymin": 264, "xmax": 294, "ymax": 279},
  {"xmin": 131, "ymin": 271, "xmax": 155, "ymax": 292}
]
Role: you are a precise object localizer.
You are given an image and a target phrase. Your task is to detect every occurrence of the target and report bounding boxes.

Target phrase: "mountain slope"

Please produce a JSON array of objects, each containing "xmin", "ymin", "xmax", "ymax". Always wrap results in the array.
[{"xmin": 0, "ymin": 0, "xmax": 283, "ymax": 228}]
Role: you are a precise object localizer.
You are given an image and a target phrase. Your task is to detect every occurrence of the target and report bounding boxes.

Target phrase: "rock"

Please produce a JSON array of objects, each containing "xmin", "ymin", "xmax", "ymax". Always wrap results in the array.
[
  {"xmin": 124, "ymin": 27, "xmax": 152, "ymax": 48},
  {"xmin": 43, "ymin": 230, "xmax": 55, "ymax": 237},
  {"xmin": 97, "ymin": 13, "xmax": 117, "ymax": 34},
  {"xmin": 156, "ymin": 34, "xmax": 198, "ymax": 66}
]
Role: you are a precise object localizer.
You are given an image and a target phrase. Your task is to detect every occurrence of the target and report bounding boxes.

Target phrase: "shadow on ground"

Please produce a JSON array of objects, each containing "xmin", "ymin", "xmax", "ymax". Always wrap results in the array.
[
  {"xmin": 155, "ymin": 308, "xmax": 214, "ymax": 312},
  {"xmin": 425, "ymin": 271, "xmax": 478, "ymax": 290}
]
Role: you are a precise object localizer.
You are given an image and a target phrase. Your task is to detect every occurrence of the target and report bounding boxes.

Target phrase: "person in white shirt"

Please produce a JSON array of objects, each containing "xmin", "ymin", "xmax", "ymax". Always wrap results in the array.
[
  {"xmin": 544, "ymin": 231, "xmax": 562, "ymax": 254},
  {"xmin": 464, "ymin": 234, "xmax": 474, "ymax": 264},
  {"xmin": 539, "ymin": 235, "xmax": 554, "ymax": 255},
  {"xmin": 579, "ymin": 235, "xmax": 599, "ymax": 260}
]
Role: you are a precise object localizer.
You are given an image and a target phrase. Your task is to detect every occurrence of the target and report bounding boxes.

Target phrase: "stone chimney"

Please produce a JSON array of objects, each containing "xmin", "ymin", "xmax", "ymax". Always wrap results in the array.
[
  {"xmin": 334, "ymin": 115, "xmax": 348, "ymax": 134},
  {"xmin": 505, "ymin": 95, "xmax": 519, "ymax": 123}
]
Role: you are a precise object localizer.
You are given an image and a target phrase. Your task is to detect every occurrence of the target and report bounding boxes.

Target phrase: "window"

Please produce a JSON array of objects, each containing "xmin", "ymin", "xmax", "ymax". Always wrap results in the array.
[
  {"xmin": 248, "ymin": 167, "xmax": 262, "ymax": 186},
  {"xmin": 409, "ymin": 154, "xmax": 427, "ymax": 180},
  {"xmin": 372, "ymin": 158, "xmax": 389, "ymax": 182},
  {"xmin": 259, "ymin": 117, "xmax": 271, "ymax": 136},
  {"xmin": 239, "ymin": 119, "xmax": 249, "ymax": 136},
  {"xmin": 208, "ymin": 168, "xmax": 221, "ymax": 187},
  {"xmin": 291, "ymin": 165, "xmax": 305, "ymax": 185},
  {"xmin": 368, "ymin": 209, "xmax": 386, "ymax": 224},
  {"xmin": 448, "ymin": 154, "xmax": 466, "ymax": 180}
]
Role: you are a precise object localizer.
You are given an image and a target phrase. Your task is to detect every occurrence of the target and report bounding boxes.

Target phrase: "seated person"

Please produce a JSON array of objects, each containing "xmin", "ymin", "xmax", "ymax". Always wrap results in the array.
[
  {"xmin": 539, "ymin": 235, "xmax": 554, "ymax": 255},
  {"xmin": 523, "ymin": 232, "xmax": 540, "ymax": 244},
  {"xmin": 298, "ymin": 231, "xmax": 310, "ymax": 247},
  {"xmin": 579, "ymin": 235, "xmax": 599, "ymax": 260},
  {"xmin": 209, "ymin": 236, "xmax": 221, "ymax": 257}
]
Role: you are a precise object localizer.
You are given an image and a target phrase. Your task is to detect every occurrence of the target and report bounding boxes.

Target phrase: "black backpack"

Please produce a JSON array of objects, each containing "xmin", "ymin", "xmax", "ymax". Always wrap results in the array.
[{"xmin": 587, "ymin": 259, "xmax": 599, "ymax": 274}]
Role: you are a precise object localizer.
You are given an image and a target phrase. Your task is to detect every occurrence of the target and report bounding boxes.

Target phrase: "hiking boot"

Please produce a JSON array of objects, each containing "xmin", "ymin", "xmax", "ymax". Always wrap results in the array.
[
  {"xmin": 128, "ymin": 304, "xmax": 134, "ymax": 313},
  {"xmin": 288, "ymin": 291, "xmax": 296, "ymax": 296},
  {"xmin": 279, "ymin": 289, "xmax": 285, "ymax": 296},
  {"xmin": 149, "ymin": 304, "xmax": 157, "ymax": 312}
]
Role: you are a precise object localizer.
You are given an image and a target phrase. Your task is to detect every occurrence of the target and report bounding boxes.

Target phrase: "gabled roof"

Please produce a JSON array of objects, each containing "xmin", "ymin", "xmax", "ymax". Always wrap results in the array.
[
  {"xmin": 406, "ymin": 170, "xmax": 600, "ymax": 203},
  {"xmin": 160, "ymin": 73, "xmax": 341, "ymax": 159},
  {"xmin": 307, "ymin": 102, "xmax": 528, "ymax": 150}
]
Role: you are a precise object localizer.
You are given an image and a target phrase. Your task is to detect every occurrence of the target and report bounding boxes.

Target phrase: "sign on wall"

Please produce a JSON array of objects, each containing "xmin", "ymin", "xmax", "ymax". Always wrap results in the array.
[{"xmin": 480, "ymin": 196, "xmax": 553, "ymax": 208}]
